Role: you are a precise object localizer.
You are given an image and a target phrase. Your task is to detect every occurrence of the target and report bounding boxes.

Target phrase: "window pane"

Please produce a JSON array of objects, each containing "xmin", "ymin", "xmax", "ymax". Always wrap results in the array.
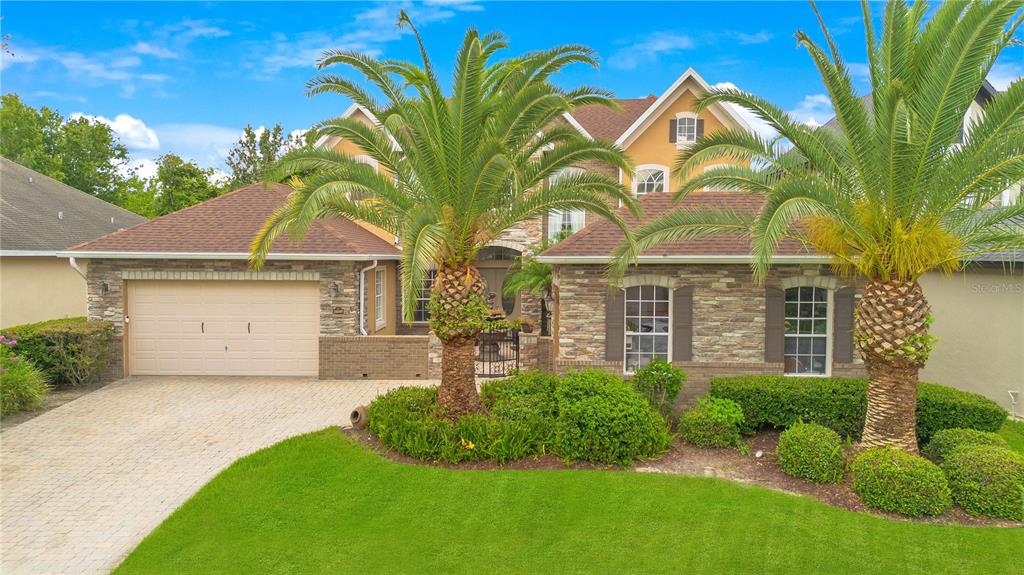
[
  {"xmin": 626, "ymin": 286, "xmax": 641, "ymax": 299},
  {"xmin": 813, "ymin": 320, "xmax": 827, "ymax": 334},
  {"xmin": 784, "ymin": 319, "xmax": 797, "ymax": 334},
  {"xmin": 626, "ymin": 301, "xmax": 639, "ymax": 316},
  {"xmin": 811, "ymin": 356, "xmax": 827, "ymax": 374},
  {"xmin": 813, "ymin": 302, "xmax": 828, "ymax": 318},
  {"xmin": 812, "ymin": 337, "xmax": 826, "ymax": 355},
  {"xmin": 653, "ymin": 318, "xmax": 669, "ymax": 333},
  {"xmin": 799, "ymin": 303, "xmax": 813, "ymax": 318},
  {"xmin": 785, "ymin": 287, "xmax": 799, "ymax": 300},
  {"xmin": 799, "ymin": 319, "xmax": 813, "ymax": 334},
  {"xmin": 625, "ymin": 319, "xmax": 638, "ymax": 332},
  {"xmin": 654, "ymin": 337, "xmax": 668, "ymax": 353},
  {"xmin": 642, "ymin": 285, "xmax": 655, "ymax": 299},
  {"xmin": 655, "ymin": 286, "xmax": 669, "ymax": 300},
  {"xmin": 785, "ymin": 302, "xmax": 798, "ymax": 317},
  {"xmin": 784, "ymin": 356, "xmax": 798, "ymax": 373},
  {"xmin": 639, "ymin": 336, "xmax": 653, "ymax": 353},
  {"xmin": 800, "ymin": 286, "xmax": 814, "ymax": 301},
  {"xmin": 814, "ymin": 288, "xmax": 828, "ymax": 302},
  {"xmin": 784, "ymin": 338, "xmax": 797, "ymax": 354}
]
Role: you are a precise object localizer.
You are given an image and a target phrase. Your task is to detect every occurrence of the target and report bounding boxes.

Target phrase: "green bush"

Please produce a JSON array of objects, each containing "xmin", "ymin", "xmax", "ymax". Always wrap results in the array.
[
  {"xmin": 679, "ymin": 397, "xmax": 744, "ymax": 449},
  {"xmin": 554, "ymin": 370, "xmax": 672, "ymax": 465},
  {"xmin": 851, "ymin": 447, "xmax": 952, "ymax": 517},
  {"xmin": 0, "ymin": 336, "xmax": 48, "ymax": 416},
  {"xmin": 941, "ymin": 445, "xmax": 1024, "ymax": 520},
  {"xmin": 481, "ymin": 370, "xmax": 558, "ymax": 415},
  {"xmin": 631, "ymin": 358, "xmax": 685, "ymax": 416},
  {"xmin": 709, "ymin": 375, "xmax": 1006, "ymax": 443},
  {"xmin": 366, "ymin": 386, "xmax": 549, "ymax": 464},
  {"xmin": 922, "ymin": 428, "xmax": 1009, "ymax": 464},
  {"xmin": 777, "ymin": 422, "xmax": 846, "ymax": 483},
  {"xmin": 2, "ymin": 318, "xmax": 114, "ymax": 387}
]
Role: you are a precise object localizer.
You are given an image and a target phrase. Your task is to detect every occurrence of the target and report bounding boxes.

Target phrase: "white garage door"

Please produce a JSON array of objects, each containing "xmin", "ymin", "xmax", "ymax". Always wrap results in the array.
[{"xmin": 127, "ymin": 281, "xmax": 319, "ymax": 376}]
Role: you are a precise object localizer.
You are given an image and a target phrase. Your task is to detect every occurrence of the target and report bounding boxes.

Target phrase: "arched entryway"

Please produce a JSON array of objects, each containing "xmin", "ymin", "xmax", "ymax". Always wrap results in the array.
[{"xmin": 474, "ymin": 245, "xmax": 521, "ymax": 320}]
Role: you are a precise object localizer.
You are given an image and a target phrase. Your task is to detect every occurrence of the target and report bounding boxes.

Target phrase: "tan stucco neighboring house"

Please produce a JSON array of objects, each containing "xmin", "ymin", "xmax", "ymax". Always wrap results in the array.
[{"xmin": 0, "ymin": 157, "xmax": 147, "ymax": 328}]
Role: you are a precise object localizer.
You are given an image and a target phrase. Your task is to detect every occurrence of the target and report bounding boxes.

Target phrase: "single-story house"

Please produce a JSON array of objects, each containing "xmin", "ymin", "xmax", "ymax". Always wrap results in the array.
[
  {"xmin": 0, "ymin": 157, "xmax": 146, "ymax": 327},
  {"xmin": 61, "ymin": 183, "xmax": 423, "ymax": 379}
]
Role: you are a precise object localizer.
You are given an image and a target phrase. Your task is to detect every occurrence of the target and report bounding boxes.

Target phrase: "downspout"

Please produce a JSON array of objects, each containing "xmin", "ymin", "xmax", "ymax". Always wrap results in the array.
[
  {"xmin": 68, "ymin": 256, "xmax": 87, "ymax": 279},
  {"xmin": 358, "ymin": 259, "xmax": 378, "ymax": 336}
]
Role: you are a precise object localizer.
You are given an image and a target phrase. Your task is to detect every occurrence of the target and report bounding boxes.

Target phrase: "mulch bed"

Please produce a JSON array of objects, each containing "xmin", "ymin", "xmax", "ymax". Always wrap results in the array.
[{"xmin": 343, "ymin": 427, "xmax": 1022, "ymax": 527}]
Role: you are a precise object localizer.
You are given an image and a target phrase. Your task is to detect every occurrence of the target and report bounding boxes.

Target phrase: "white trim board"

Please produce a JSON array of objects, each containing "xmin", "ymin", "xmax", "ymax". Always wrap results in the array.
[{"xmin": 58, "ymin": 251, "xmax": 402, "ymax": 261}]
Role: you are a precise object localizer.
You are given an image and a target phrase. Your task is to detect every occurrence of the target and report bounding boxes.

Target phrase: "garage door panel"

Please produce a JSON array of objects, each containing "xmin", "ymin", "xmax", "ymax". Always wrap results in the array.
[{"xmin": 127, "ymin": 281, "xmax": 319, "ymax": 376}]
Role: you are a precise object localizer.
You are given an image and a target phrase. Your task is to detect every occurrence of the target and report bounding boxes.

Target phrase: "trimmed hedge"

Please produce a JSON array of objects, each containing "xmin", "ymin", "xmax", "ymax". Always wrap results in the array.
[
  {"xmin": 554, "ymin": 370, "xmax": 672, "ymax": 465},
  {"xmin": 368, "ymin": 370, "xmax": 670, "ymax": 466},
  {"xmin": 922, "ymin": 428, "xmax": 1009, "ymax": 464},
  {"xmin": 2, "ymin": 318, "xmax": 114, "ymax": 387},
  {"xmin": 942, "ymin": 445, "xmax": 1024, "ymax": 521},
  {"xmin": 777, "ymin": 422, "xmax": 845, "ymax": 484},
  {"xmin": 709, "ymin": 375, "xmax": 1006, "ymax": 443},
  {"xmin": 679, "ymin": 397, "xmax": 744, "ymax": 448},
  {"xmin": 851, "ymin": 447, "xmax": 952, "ymax": 517},
  {"xmin": 631, "ymin": 358, "xmax": 685, "ymax": 416}
]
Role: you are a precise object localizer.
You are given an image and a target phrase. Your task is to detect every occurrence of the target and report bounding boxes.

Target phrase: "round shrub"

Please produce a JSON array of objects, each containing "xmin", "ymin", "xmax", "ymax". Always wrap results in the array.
[
  {"xmin": 941, "ymin": 445, "xmax": 1024, "ymax": 521},
  {"xmin": 851, "ymin": 447, "xmax": 952, "ymax": 517},
  {"xmin": 554, "ymin": 370, "xmax": 671, "ymax": 466},
  {"xmin": 922, "ymin": 428, "xmax": 1009, "ymax": 464},
  {"xmin": 631, "ymin": 358, "xmax": 686, "ymax": 416},
  {"xmin": 679, "ymin": 397, "xmax": 744, "ymax": 448},
  {"xmin": 0, "ymin": 336, "xmax": 48, "ymax": 416},
  {"xmin": 777, "ymin": 422, "xmax": 845, "ymax": 484}
]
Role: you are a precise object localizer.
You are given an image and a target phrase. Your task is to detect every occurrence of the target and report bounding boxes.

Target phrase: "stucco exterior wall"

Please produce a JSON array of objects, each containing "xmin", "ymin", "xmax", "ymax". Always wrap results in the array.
[
  {"xmin": 920, "ymin": 268, "xmax": 1024, "ymax": 416},
  {"xmin": 1, "ymin": 256, "xmax": 87, "ymax": 328}
]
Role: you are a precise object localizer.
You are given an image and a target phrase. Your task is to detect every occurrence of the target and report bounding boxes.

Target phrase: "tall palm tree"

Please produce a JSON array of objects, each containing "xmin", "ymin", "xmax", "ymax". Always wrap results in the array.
[
  {"xmin": 615, "ymin": 0, "xmax": 1024, "ymax": 452},
  {"xmin": 251, "ymin": 14, "xmax": 637, "ymax": 418}
]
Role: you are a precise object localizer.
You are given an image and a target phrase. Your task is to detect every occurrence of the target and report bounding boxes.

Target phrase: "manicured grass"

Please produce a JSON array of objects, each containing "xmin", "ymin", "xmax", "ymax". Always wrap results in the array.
[
  {"xmin": 116, "ymin": 429, "xmax": 1022, "ymax": 575},
  {"xmin": 998, "ymin": 418, "xmax": 1024, "ymax": 454}
]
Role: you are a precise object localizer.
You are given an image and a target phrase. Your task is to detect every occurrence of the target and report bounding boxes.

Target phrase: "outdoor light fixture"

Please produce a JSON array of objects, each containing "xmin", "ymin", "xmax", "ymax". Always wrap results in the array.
[
  {"xmin": 98, "ymin": 281, "xmax": 109, "ymax": 295},
  {"xmin": 329, "ymin": 281, "xmax": 340, "ymax": 298}
]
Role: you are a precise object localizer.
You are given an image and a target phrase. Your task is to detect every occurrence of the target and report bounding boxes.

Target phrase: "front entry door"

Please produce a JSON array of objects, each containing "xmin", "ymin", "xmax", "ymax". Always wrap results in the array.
[{"xmin": 479, "ymin": 267, "xmax": 519, "ymax": 320}]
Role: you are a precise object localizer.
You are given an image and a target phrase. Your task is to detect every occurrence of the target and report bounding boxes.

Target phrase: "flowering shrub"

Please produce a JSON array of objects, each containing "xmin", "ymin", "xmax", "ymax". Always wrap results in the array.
[{"xmin": 0, "ymin": 335, "xmax": 48, "ymax": 416}]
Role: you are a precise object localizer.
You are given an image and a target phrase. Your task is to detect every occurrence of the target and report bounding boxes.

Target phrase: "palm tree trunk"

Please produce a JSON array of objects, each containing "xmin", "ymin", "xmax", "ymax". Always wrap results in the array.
[
  {"xmin": 432, "ymin": 263, "xmax": 487, "ymax": 419},
  {"xmin": 855, "ymin": 279, "xmax": 932, "ymax": 453}
]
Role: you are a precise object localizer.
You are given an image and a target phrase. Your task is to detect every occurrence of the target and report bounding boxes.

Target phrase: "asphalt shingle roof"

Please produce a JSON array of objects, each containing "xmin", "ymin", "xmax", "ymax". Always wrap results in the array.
[
  {"xmin": 67, "ymin": 182, "xmax": 401, "ymax": 257},
  {"xmin": 569, "ymin": 96, "xmax": 657, "ymax": 141},
  {"xmin": 0, "ymin": 157, "xmax": 147, "ymax": 252}
]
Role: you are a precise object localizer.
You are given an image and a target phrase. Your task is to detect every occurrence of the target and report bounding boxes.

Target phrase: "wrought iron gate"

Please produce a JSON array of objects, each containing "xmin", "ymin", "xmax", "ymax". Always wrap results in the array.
[{"xmin": 475, "ymin": 327, "xmax": 519, "ymax": 377}]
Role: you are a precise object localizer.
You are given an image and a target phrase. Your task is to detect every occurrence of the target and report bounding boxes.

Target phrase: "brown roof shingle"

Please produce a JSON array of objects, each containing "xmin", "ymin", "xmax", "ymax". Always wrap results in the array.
[
  {"xmin": 68, "ymin": 183, "xmax": 400, "ymax": 257},
  {"xmin": 569, "ymin": 96, "xmax": 656, "ymax": 141},
  {"xmin": 540, "ymin": 192, "xmax": 818, "ymax": 259}
]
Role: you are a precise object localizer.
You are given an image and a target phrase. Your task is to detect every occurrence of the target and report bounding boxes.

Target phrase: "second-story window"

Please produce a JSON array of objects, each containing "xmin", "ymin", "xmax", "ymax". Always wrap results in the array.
[
  {"xmin": 677, "ymin": 116, "xmax": 697, "ymax": 144},
  {"xmin": 548, "ymin": 167, "xmax": 586, "ymax": 239},
  {"xmin": 634, "ymin": 165, "xmax": 668, "ymax": 196}
]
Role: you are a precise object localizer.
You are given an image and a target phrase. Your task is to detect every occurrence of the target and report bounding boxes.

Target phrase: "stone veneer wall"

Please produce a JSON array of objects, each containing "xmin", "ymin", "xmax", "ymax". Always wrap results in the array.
[
  {"xmin": 320, "ymin": 335, "xmax": 429, "ymax": 379},
  {"xmin": 553, "ymin": 263, "xmax": 866, "ymax": 405}
]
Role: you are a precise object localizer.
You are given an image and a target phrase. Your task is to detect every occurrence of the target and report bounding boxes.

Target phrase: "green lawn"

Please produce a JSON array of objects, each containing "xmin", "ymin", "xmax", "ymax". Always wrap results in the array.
[
  {"xmin": 998, "ymin": 418, "xmax": 1024, "ymax": 454},
  {"xmin": 117, "ymin": 428, "xmax": 1022, "ymax": 575}
]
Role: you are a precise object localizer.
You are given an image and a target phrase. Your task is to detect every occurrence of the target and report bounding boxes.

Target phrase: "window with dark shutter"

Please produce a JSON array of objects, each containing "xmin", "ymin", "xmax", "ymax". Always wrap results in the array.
[
  {"xmin": 669, "ymin": 119, "xmax": 678, "ymax": 143},
  {"xmin": 605, "ymin": 290, "xmax": 625, "ymax": 362},
  {"xmin": 672, "ymin": 286, "xmax": 693, "ymax": 362},
  {"xmin": 833, "ymin": 287, "xmax": 856, "ymax": 363}
]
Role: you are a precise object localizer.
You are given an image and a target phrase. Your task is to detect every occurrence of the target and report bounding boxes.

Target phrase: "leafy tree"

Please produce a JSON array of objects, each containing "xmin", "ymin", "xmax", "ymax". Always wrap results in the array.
[
  {"xmin": 150, "ymin": 154, "xmax": 219, "ymax": 216},
  {"xmin": 252, "ymin": 14, "xmax": 636, "ymax": 418},
  {"xmin": 226, "ymin": 124, "xmax": 313, "ymax": 187},
  {"xmin": 0, "ymin": 93, "xmax": 64, "ymax": 178},
  {"xmin": 115, "ymin": 176, "xmax": 158, "ymax": 219},
  {"xmin": 615, "ymin": 0, "xmax": 1024, "ymax": 452}
]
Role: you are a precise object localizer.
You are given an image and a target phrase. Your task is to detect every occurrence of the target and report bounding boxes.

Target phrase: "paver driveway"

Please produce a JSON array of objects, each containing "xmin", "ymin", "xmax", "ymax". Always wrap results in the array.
[{"xmin": 1, "ymin": 376, "xmax": 430, "ymax": 575}]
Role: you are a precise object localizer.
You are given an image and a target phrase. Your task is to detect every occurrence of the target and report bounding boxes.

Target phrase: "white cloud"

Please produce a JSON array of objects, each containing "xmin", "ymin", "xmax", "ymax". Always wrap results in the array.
[
  {"xmin": 152, "ymin": 123, "xmax": 242, "ymax": 170},
  {"xmin": 252, "ymin": 1, "xmax": 483, "ymax": 77},
  {"xmin": 787, "ymin": 94, "xmax": 834, "ymax": 127},
  {"xmin": 69, "ymin": 112, "xmax": 161, "ymax": 150},
  {"xmin": 132, "ymin": 42, "xmax": 178, "ymax": 59},
  {"xmin": 607, "ymin": 32, "xmax": 696, "ymax": 71},
  {"xmin": 732, "ymin": 30, "xmax": 773, "ymax": 45},
  {"xmin": 987, "ymin": 62, "xmax": 1022, "ymax": 91},
  {"xmin": 847, "ymin": 62, "xmax": 871, "ymax": 82},
  {"xmin": 120, "ymin": 158, "xmax": 159, "ymax": 180}
]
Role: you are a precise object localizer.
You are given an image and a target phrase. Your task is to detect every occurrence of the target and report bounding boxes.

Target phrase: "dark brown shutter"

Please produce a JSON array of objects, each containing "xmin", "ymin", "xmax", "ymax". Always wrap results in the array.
[
  {"xmin": 696, "ymin": 118, "xmax": 705, "ymax": 139},
  {"xmin": 833, "ymin": 286, "xmax": 856, "ymax": 363},
  {"xmin": 605, "ymin": 289, "xmax": 625, "ymax": 362},
  {"xmin": 765, "ymin": 287, "xmax": 785, "ymax": 362},
  {"xmin": 672, "ymin": 286, "xmax": 693, "ymax": 362},
  {"xmin": 669, "ymin": 119, "xmax": 678, "ymax": 143}
]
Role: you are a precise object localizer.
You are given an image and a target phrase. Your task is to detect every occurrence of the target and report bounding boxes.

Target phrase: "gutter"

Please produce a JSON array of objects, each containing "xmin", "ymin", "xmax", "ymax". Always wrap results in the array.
[
  {"xmin": 535, "ymin": 255, "xmax": 832, "ymax": 265},
  {"xmin": 358, "ymin": 259, "xmax": 378, "ymax": 336},
  {"xmin": 56, "ymin": 251, "xmax": 402, "ymax": 261}
]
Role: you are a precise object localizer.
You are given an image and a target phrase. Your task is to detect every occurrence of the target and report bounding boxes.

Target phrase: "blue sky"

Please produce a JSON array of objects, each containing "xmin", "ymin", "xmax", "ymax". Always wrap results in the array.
[{"xmin": 2, "ymin": 1, "xmax": 1021, "ymax": 179}]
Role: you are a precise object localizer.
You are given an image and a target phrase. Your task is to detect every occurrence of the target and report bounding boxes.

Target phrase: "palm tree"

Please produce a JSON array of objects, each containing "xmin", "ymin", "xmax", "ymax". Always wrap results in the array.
[
  {"xmin": 615, "ymin": 0, "xmax": 1024, "ymax": 452},
  {"xmin": 251, "ymin": 14, "xmax": 637, "ymax": 418}
]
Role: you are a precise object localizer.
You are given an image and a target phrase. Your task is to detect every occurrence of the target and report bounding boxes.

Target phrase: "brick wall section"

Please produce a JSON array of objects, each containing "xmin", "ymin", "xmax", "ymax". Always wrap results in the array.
[
  {"xmin": 319, "ymin": 335, "xmax": 429, "ymax": 379},
  {"xmin": 83, "ymin": 258, "xmax": 363, "ymax": 336},
  {"xmin": 99, "ymin": 336, "xmax": 124, "ymax": 383}
]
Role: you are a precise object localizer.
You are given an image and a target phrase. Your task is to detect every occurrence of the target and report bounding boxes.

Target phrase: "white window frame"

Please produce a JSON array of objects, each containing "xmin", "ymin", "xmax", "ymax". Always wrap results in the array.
[
  {"xmin": 548, "ymin": 167, "xmax": 587, "ymax": 239},
  {"xmin": 374, "ymin": 268, "xmax": 386, "ymax": 329},
  {"xmin": 354, "ymin": 155, "xmax": 379, "ymax": 172},
  {"xmin": 675, "ymin": 112, "xmax": 698, "ymax": 148},
  {"xmin": 623, "ymin": 285, "xmax": 672, "ymax": 374},
  {"xmin": 411, "ymin": 269, "xmax": 436, "ymax": 323},
  {"xmin": 783, "ymin": 286, "xmax": 833, "ymax": 377},
  {"xmin": 632, "ymin": 164, "xmax": 670, "ymax": 197}
]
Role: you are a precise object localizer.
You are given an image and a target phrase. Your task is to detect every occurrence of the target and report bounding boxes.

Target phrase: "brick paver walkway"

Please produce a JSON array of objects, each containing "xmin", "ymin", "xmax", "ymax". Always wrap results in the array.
[{"xmin": 1, "ymin": 376, "xmax": 429, "ymax": 575}]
